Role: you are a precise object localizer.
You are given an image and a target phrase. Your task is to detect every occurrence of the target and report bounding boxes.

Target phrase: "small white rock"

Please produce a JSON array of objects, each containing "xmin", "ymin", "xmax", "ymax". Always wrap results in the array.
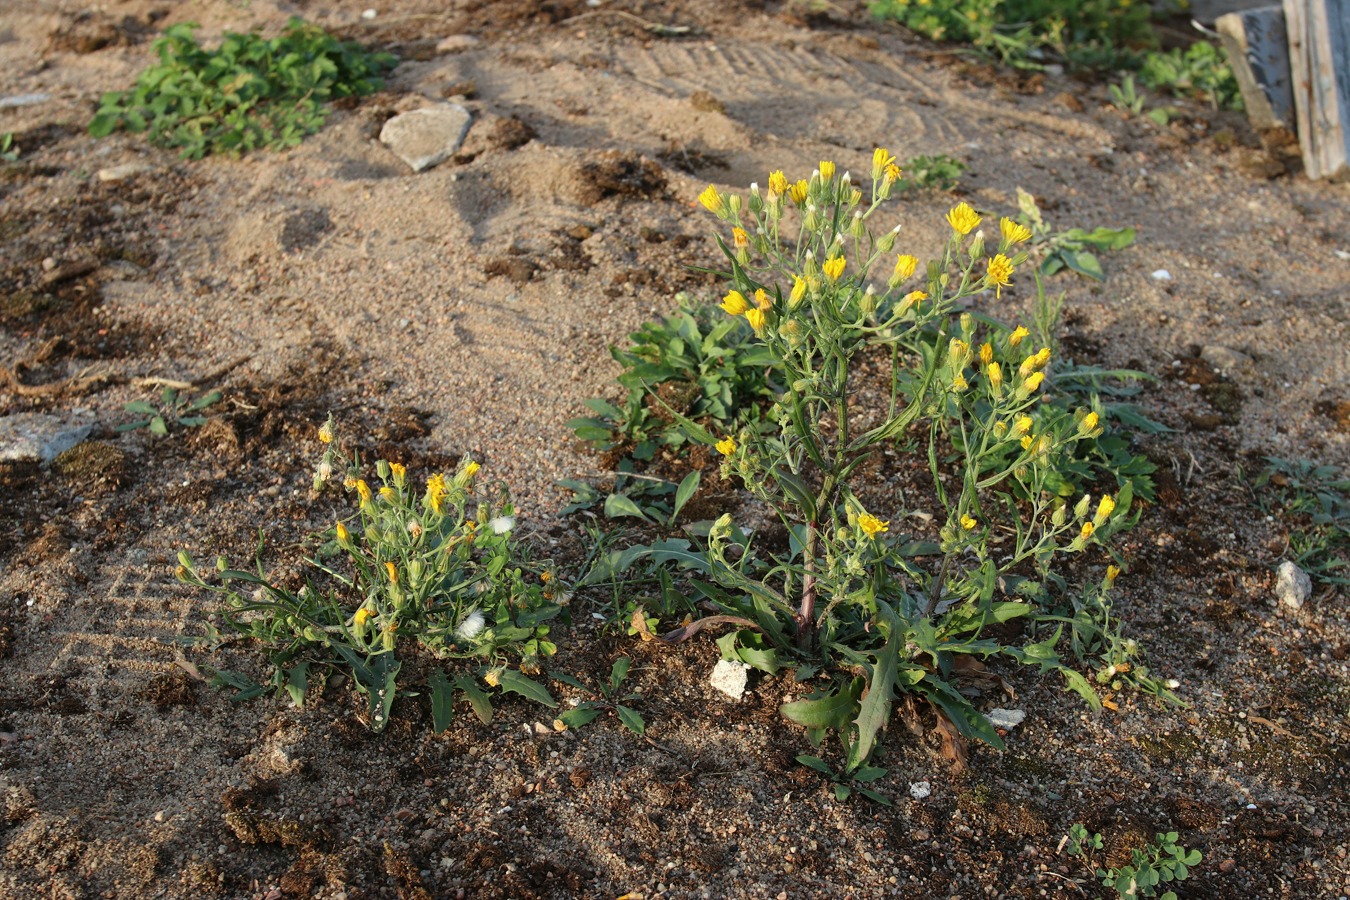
[
  {"xmin": 436, "ymin": 34, "xmax": 481, "ymax": 54},
  {"xmin": 709, "ymin": 659, "xmax": 748, "ymax": 700},
  {"xmin": 97, "ymin": 162, "xmax": 154, "ymax": 182},
  {"xmin": 986, "ymin": 708, "xmax": 1026, "ymax": 730},
  {"xmin": 1151, "ymin": 269, "xmax": 1172, "ymax": 281},
  {"xmin": 362, "ymin": 8, "xmax": 378, "ymax": 19},
  {"xmin": 1334, "ymin": 249, "xmax": 1350, "ymax": 261},
  {"xmin": 1275, "ymin": 560, "xmax": 1312, "ymax": 610},
  {"xmin": 909, "ymin": 781, "xmax": 932, "ymax": 800}
]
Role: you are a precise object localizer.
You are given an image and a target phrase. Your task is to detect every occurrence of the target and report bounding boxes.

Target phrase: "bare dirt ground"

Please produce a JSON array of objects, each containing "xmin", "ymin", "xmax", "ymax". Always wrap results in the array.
[{"xmin": 1, "ymin": 1, "xmax": 1348, "ymax": 898}]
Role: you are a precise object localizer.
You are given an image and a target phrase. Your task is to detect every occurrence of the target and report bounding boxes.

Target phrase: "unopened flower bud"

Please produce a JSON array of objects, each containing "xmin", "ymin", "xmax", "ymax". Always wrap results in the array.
[
  {"xmin": 728, "ymin": 194, "xmax": 742, "ymax": 217},
  {"xmin": 859, "ymin": 285, "xmax": 878, "ymax": 316},
  {"xmin": 876, "ymin": 225, "xmax": 900, "ymax": 253}
]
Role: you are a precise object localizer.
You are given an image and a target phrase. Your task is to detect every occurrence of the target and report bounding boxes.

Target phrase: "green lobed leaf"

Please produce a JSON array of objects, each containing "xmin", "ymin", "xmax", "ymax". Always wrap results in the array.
[{"xmin": 496, "ymin": 670, "xmax": 557, "ymax": 708}]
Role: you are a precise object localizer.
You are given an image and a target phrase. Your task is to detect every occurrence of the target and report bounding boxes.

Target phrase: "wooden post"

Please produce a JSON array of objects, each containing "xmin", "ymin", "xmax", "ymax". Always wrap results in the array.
[
  {"xmin": 1284, "ymin": 0, "xmax": 1350, "ymax": 180},
  {"xmin": 1217, "ymin": 7, "xmax": 1295, "ymax": 132}
]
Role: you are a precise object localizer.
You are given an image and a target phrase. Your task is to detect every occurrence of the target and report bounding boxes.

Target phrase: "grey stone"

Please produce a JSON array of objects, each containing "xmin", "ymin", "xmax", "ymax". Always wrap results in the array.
[
  {"xmin": 1275, "ymin": 560, "xmax": 1312, "ymax": 610},
  {"xmin": 379, "ymin": 104, "xmax": 473, "ymax": 172},
  {"xmin": 0, "ymin": 413, "xmax": 93, "ymax": 464},
  {"xmin": 0, "ymin": 93, "xmax": 51, "ymax": 110},
  {"xmin": 1200, "ymin": 344, "xmax": 1254, "ymax": 373},
  {"xmin": 1151, "ymin": 269, "xmax": 1172, "ymax": 281}
]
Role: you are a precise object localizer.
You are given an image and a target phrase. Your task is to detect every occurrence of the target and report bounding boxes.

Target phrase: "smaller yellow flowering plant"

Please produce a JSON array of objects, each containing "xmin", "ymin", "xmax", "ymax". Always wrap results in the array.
[{"xmin": 178, "ymin": 416, "xmax": 563, "ymax": 733}]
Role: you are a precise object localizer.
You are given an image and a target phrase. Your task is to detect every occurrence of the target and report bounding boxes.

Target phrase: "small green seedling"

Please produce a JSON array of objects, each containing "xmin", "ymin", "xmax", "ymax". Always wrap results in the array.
[
  {"xmin": 895, "ymin": 154, "xmax": 966, "ymax": 193},
  {"xmin": 0, "ymin": 133, "xmax": 18, "ymax": 162},
  {"xmin": 795, "ymin": 753, "xmax": 892, "ymax": 806},
  {"xmin": 1062, "ymin": 824, "xmax": 1201, "ymax": 900},
  {"xmin": 550, "ymin": 656, "xmax": 646, "ymax": 734},
  {"xmin": 118, "ymin": 386, "xmax": 222, "ymax": 435},
  {"xmin": 1017, "ymin": 188, "xmax": 1136, "ymax": 281}
]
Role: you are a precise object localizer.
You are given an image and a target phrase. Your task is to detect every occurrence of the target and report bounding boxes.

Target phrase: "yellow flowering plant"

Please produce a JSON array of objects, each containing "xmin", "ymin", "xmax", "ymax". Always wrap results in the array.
[
  {"xmin": 683, "ymin": 156, "xmax": 1156, "ymax": 771},
  {"xmin": 177, "ymin": 415, "xmax": 563, "ymax": 733}
]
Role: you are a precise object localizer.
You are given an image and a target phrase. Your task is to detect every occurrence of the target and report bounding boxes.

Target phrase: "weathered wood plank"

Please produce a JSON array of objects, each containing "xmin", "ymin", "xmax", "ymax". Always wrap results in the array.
[
  {"xmin": 1284, "ymin": 0, "xmax": 1350, "ymax": 180},
  {"xmin": 1217, "ymin": 6, "xmax": 1295, "ymax": 131}
]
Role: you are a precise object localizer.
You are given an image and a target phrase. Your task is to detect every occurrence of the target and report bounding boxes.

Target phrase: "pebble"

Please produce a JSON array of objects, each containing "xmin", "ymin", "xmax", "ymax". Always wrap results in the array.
[
  {"xmin": 380, "ymin": 103, "xmax": 474, "ymax": 172},
  {"xmin": 1275, "ymin": 561, "xmax": 1312, "ymax": 610},
  {"xmin": 1151, "ymin": 269, "xmax": 1172, "ymax": 281},
  {"xmin": 436, "ymin": 34, "xmax": 481, "ymax": 53},
  {"xmin": 709, "ymin": 659, "xmax": 749, "ymax": 700},
  {"xmin": 909, "ymin": 781, "xmax": 932, "ymax": 800},
  {"xmin": 97, "ymin": 162, "xmax": 154, "ymax": 182},
  {"xmin": 1200, "ymin": 344, "xmax": 1253, "ymax": 374}
]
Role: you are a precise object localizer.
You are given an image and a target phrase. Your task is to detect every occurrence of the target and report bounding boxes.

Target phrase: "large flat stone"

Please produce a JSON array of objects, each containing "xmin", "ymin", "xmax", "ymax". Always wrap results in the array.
[
  {"xmin": 0, "ymin": 412, "xmax": 94, "ymax": 464},
  {"xmin": 379, "ymin": 104, "xmax": 473, "ymax": 173}
]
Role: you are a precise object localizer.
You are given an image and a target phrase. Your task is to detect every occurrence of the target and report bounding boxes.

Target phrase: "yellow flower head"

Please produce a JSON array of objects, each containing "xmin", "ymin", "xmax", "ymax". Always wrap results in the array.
[
  {"xmin": 960, "ymin": 514, "xmax": 977, "ymax": 531},
  {"xmin": 390, "ymin": 462, "xmax": 406, "ymax": 486},
  {"xmin": 463, "ymin": 461, "xmax": 481, "ymax": 480},
  {"xmin": 379, "ymin": 486, "xmax": 396, "ymax": 502},
  {"xmin": 1012, "ymin": 415, "xmax": 1033, "ymax": 437},
  {"xmin": 318, "ymin": 421, "xmax": 334, "ymax": 444},
  {"xmin": 336, "ymin": 521, "xmax": 350, "ymax": 544},
  {"xmin": 946, "ymin": 202, "xmax": 982, "ymax": 236},
  {"xmin": 384, "ymin": 561, "xmax": 399, "ymax": 584},
  {"xmin": 871, "ymin": 147, "xmax": 896, "ymax": 180},
  {"xmin": 768, "ymin": 170, "xmax": 789, "ymax": 196},
  {"xmin": 822, "ymin": 256, "xmax": 846, "ymax": 282},
  {"xmin": 354, "ymin": 607, "xmax": 372, "ymax": 626},
  {"xmin": 949, "ymin": 338, "xmax": 969, "ymax": 361},
  {"xmin": 1081, "ymin": 411, "xmax": 1100, "ymax": 432},
  {"xmin": 744, "ymin": 307, "xmax": 767, "ymax": 334},
  {"xmin": 789, "ymin": 275, "xmax": 807, "ymax": 307},
  {"xmin": 979, "ymin": 342, "xmax": 994, "ymax": 365},
  {"xmin": 1095, "ymin": 494, "xmax": 1116, "ymax": 523},
  {"xmin": 426, "ymin": 473, "xmax": 448, "ymax": 514},
  {"xmin": 987, "ymin": 361, "xmax": 1003, "ymax": 391},
  {"xmin": 986, "ymin": 253, "xmax": 1015, "ymax": 298},
  {"xmin": 858, "ymin": 513, "xmax": 890, "ymax": 538},
  {"xmin": 789, "ymin": 179, "xmax": 810, "ymax": 206},
  {"xmin": 952, "ymin": 371, "xmax": 968, "ymax": 392},
  {"xmin": 716, "ymin": 436, "xmax": 736, "ymax": 456},
  {"xmin": 698, "ymin": 185, "xmax": 725, "ymax": 216},
  {"xmin": 819, "ymin": 160, "xmax": 836, "ymax": 182},
  {"xmin": 1021, "ymin": 434, "xmax": 1035, "ymax": 451},
  {"xmin": 1024, "ymin": 371, "xmax": 1045, "ymax": 392},
  {"xmin": 1105, "ymin": 564, "xmax": 1121, "ymax": 585},
  {"xmin": 1019, "ymin": 346, "xmax": 1051, "ymax": 377},
  {"xmin": 1080, "ymin": 521, "xmax": 1095, "ymax": 540},
  {"xmin": 356, "ymin": 480, "xmax": 372, "ymax": 509},
  {"xmin": 883, "ymin": 162, "xmax": 901, "ymax": 184},
  {"xmin": 893, "ymin": 254, "xmax": 919, "ymax": 281},
  {"xmin": 732, "ymin": 227, "xmax": 749, "ymax": 248},
  {"xmin": 900, "ymin": 290, "xmax": 928, "ymax": 312},
  {"xmin": 343, "ymin": 475, "xmax": 358, "ymax": 490},
  {"xmin": 1000, "ymin": 217, "xmax": 1032, "ymax": 246},
  {"xmin": 483, "ymin": 670, "xmax": 500, "ymax": 688},
  {"xmin": 754, "ymin": 288, "xmax": 773, "ymax": 311},
  {"xmin": 720, "ymin": 290, "xmax": 750, "ymax": 316},
  {"xmin": 1009, "ymin": 325, "xmax": 1030, "ymax": 347}
]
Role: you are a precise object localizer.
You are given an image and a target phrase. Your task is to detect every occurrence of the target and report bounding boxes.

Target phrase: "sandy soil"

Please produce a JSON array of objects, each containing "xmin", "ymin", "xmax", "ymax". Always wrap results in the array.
[{"xmin": 1, "ymin": 1, "xmax": 1348, "ymax": 898}]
